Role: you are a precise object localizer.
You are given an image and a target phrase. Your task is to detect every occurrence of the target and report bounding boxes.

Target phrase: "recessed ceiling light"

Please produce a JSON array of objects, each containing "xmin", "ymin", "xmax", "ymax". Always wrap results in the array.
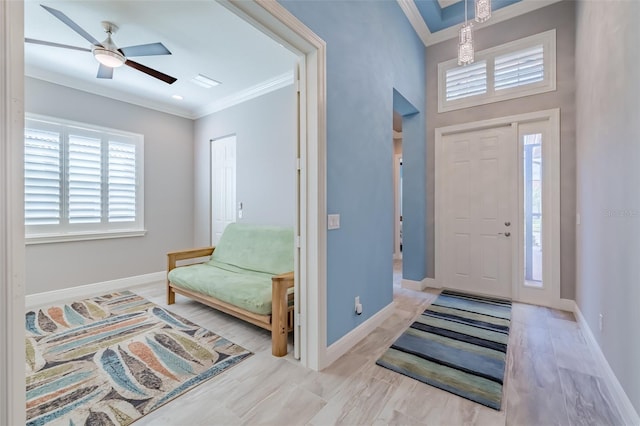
[
  {"xmin": 191, "ymin": 74, "xmax": 221, "ymax": 89},
  {"xmin": 172, "ymin": 95, "xmax": 183, "ymax": 100}
]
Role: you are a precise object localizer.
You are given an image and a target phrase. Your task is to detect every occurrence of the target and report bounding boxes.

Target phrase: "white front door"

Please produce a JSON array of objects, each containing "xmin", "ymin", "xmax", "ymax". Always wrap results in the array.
[
  {"xmin": 211, "ymin": 135, "xmax": 236, "ymax": 245},
  {"xmin": 441, "ymin": 125, "xmax": 516, "ymax": 298}
]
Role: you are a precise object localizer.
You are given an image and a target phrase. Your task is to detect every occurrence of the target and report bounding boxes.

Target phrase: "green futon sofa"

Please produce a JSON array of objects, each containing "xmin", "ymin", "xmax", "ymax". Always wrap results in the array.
[{"xmin": 166, "ymin": 223, "xmax": 295, "ymax": 357}]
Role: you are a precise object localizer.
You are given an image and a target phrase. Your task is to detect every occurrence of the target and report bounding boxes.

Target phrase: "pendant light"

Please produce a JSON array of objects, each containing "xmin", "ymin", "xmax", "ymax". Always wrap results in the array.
[
  {"xmin": 458, "ymin": 0, "xmax": 474, "ymax": 66},
  {"xmin": 475, "ymin": 0, "xmax": 492, "ymax": 23}
]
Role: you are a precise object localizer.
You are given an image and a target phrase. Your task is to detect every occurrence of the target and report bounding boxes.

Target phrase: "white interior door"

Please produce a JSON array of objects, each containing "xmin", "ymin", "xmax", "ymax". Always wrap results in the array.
[
  {"xmin": 211, "ymin": 135, "xmax": 236, "ymax": 245},
  {"xmin": 441, "ymin": 126, "xmax": 516, "ymax": 298}
]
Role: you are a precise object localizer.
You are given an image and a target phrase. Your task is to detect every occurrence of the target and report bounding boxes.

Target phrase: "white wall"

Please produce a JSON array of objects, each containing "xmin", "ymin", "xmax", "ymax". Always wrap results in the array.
[
  {"xmin": 575, "ymin": 0, "xmax": 640, "ymax": 413},
  {"xmin": 193, "ymin": 85, "xmax": 296, "ymax": 247},
  {"xmin": 426, "ymin": 1, "xmax": 576, "ymax": 299},
  {"xmin": 24, "ymin": 77, "xmax": 194, "ymax": 294}
]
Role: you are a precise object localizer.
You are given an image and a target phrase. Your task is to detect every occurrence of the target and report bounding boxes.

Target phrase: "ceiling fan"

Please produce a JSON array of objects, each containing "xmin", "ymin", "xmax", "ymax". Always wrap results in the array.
[{"xmin": 26, "ymin": 4, "xmax": 177, "ymax": 84}]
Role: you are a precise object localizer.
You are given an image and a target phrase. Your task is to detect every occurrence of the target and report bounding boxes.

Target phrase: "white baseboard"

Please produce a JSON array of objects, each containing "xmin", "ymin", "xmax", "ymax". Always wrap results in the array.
[
  {"xmin": 402, "ymin": 278, "xmax": 425, "ymax": 291},
  {"xmin": 555, "ymin": 298, "xmax": 575, "ymax": 312},
  {"xmin": 574, "ymin": 303, "xmax": 640, "ymax": 426},
  {"xmin": 26, "ymin": 271, "xmax": 165, "ymax": 309},
  {"xmin": 423, "ymin": 278, "xmax": 439, "ymax": 289},
  {"xmin": 323, "ymin": 301, "xmax": 395, "ymax": 368},
  {"xmin": 402, "ymin": 277, "xmax": 439, "ymax": 291}
]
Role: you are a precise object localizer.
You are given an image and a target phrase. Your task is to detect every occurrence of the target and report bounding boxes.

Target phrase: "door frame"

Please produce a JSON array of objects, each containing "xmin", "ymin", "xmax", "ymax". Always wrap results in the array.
[
  {"xmin": 1, "ymin": 1, "xmax": 26, "ymax": 424},
  {"xmin": 393, "ymin": 153, "xmax": 402, "ymax": 260},
  {"xmin": 220, "ymin": 0, "xmax": 327, "ymax": 371},
  {"xmin": 435, "ymin": 109, "xmax": 561, "ymax": 308},
  {"xmin": 1, "ymin": 3, "xmax": 327, "ymax": 423}
]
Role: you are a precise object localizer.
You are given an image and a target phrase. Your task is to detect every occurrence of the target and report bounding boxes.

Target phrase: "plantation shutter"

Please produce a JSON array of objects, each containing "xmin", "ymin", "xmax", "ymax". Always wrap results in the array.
[
  {"xmin": 68, "ymin": 134, "xmax": 102, "ymax": 224},
  {"xmin": 25, "ymin": 115, "xmax": 144, "ymax": 241},
  {"xmin": 445, "ymin": 60, "xmax": 487, "ymax": 101},
  {"xmin": 24, "ymin": 127, "xmax": 61, "ymax": 225},
  {"xmin": 494, "ymin": 44, "xmax": 544, "ymax": 91},
  {"xmin": 108, "ymin": 141, "xmax": 137, "ymax": 222}
]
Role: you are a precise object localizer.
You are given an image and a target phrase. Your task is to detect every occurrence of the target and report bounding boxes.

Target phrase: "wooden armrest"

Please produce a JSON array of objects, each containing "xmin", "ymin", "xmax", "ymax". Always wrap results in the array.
[
  {"xmin": 166, "ymin": 246, "xmax": 215, "ymax": 306},
  {"xmin": 272, "ymin": 271, "xmax": 294, "ymax": 286},
  {"xmin": 271, "ymin": 270, "xmax": 294, "ymax": 357},
  {"xmin": 167, "ymin": 246, "xmax": 215, "ymax": 272}
]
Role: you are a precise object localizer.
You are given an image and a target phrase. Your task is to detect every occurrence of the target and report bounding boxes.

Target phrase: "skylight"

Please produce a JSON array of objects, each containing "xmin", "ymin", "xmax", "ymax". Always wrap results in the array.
[{"xmin": 191, "ymin": 74, "xmax": 221, "ymax": 89}]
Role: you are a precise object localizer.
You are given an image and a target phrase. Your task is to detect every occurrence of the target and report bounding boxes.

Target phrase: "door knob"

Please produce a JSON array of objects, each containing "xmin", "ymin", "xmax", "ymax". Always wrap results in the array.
[{"xmin": 505, "ymin": 221, "xmax": 511, "ymax": 227}]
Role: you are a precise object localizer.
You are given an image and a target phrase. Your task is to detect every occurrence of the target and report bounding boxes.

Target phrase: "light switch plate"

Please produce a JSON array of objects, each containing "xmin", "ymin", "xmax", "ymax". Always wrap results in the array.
[{"xmin": 328, "ymin": 214, "xmax": 340, "ymax": 230}]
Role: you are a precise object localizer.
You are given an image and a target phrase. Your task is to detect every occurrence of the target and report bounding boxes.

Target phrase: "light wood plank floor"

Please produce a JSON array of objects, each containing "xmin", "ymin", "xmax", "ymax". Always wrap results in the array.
[{"xmin": 123, "ymin": 267, "xmax": 623, "ymax": 425}]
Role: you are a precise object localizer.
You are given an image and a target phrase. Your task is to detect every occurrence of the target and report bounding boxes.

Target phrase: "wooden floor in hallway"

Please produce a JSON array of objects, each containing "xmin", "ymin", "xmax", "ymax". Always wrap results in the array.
[{"xmin": 127, "ymin": 270, "xmax": 623, "ymax": 426}]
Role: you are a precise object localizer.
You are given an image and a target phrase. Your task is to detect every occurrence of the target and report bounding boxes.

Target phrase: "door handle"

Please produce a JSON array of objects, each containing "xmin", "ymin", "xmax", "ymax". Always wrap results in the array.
[
  {"xmin": 505, "ymin": 221, "xmax": 511, "ymax": 227},
  {"xmin": 498, "ymin": 232, "xmax": 511, "ymax": 237}
]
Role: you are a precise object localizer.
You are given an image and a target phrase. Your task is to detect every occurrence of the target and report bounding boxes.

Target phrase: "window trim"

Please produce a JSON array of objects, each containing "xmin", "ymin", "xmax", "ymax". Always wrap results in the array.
[
  {"xmin": 438, "ymin": 29, "xmax": 556, "ymax": 113},
  {"xmin": 24, "ymin": 113, "xmax": 145, "ymax": 244}
]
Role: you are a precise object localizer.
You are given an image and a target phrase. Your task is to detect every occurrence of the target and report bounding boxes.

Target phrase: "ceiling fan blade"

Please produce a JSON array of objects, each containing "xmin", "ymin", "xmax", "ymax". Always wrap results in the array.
[
  {"xmin": 40, "ymin": 4, "xmax": 102, "ymax": 46},
  {"xmin": 25, "ymin": 38, "xmax": 91, "ymax": 52},
  {"xmin": 119, "ymin": 42, "xmax": 171, "ymax": 57},
  {"xmin": 124, "ymin": 59, "xmax": 177, "ymax": 85},
  {"xmin": 96, "ymin": 64, "xmax": 114, "ymax": 79}
]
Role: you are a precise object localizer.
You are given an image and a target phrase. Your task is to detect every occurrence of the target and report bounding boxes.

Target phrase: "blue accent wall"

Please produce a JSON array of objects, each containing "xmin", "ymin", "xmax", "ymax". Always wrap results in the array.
[
  {"xmin": 279, "ymin": 0, "xmax": 427, "ymax": 345},
  {"xmin": 394, "ymin": 92, "xmax": 426, "ymax": 284}
]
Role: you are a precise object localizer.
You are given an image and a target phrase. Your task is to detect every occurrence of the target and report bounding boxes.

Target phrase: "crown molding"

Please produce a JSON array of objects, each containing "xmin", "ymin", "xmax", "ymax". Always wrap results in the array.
[
  {"xmin": 399, "ymin": 0, "xmax": 564, "ymax": 47},
  {"xmin": 26, "ymin": 67, "xmax": 294, "ymax": 120},
  {"xmin": 438, "ymin": 0, "xmax": 458, "ymax": 8},
  {"xmin": 397, "ymin": 0, "xmax": 431, "ymax": 47},
  {"xmin": 25, "ymin": 67, "xmax": 195, "ymax": 119},
  {"xmin": 194, "ymin": 70, "xmax": 294, "ymax": 119}
]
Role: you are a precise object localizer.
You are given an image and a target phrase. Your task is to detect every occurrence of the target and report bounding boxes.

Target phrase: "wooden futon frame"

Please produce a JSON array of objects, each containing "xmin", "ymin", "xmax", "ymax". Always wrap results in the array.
[{"xmin": 167, "ymin": 247, "xmax": 294, "ymax": 357}]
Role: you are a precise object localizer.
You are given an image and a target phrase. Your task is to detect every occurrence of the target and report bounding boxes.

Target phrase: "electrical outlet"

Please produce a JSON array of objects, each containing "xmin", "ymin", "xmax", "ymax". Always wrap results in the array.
[
  {"xmin": 599, "ymin": 313, "xmax": 604, "ymax": 331},
  {"xmin": 355, "ymin": 296, "xmax": 363, "ymax": 315}
]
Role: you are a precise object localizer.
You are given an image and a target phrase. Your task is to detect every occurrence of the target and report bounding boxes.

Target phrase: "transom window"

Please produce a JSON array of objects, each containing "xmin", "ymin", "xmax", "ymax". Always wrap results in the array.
[
  {"xmin": 24, "ymin": 115, "xmax": 145, "ymax": 243},
  {"xmin": 438, "ymin": 29, "xmax": 556, "ymax": 112}
]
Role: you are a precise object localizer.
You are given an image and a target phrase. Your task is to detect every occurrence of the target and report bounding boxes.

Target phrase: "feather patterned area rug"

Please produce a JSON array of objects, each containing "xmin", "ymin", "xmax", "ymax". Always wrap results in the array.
[
  {"xmin": 25, "ymin": 291, "xmax": 252, "ymax": 426},
  {"xmin": 376, "ymin": 289, "xmax": 511, "ymax": 410}
]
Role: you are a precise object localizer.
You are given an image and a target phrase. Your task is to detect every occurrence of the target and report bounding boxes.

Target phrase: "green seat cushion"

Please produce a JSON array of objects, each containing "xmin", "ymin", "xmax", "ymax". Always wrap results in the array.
[
  {"xmin": 168, "ymin": 264, "xmax": 275, "ymax": 315},
  {"xmin": 208, "ymin": 223, "xmax": 294, "ymax": 275}
]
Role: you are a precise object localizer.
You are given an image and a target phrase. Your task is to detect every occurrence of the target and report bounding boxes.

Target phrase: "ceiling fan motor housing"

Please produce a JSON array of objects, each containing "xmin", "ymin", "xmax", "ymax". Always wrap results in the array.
[{"xmin": 93, "ymin": 21, "xmax": 125, "ymax": 67}]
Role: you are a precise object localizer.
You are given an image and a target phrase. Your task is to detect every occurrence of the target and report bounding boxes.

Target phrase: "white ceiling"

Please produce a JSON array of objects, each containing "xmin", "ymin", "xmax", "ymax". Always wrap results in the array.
[{"xmin": 25, "ymin": 0, "xmax": 297, "ymax": 119}]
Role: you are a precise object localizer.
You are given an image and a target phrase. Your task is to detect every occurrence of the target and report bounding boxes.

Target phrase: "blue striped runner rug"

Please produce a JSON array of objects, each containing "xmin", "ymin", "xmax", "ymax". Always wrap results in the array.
[{"xmin": 376, "ymin": 289, "xmax": 512, "ymax": 410}]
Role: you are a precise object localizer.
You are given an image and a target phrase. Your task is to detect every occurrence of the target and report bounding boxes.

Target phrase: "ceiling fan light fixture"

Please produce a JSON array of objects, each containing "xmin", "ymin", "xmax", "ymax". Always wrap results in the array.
[
  {"xmin": 93, "ymin": 47, "xmax": 125, "ymax": 68},
  {"xmin": 93, "ymin": 26, "xmax": 124, "ymax": 68}
]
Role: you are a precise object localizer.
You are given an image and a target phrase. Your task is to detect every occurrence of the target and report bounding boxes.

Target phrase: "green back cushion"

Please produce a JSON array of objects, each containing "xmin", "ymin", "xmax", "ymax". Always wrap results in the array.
[{"xmin": 207, "ymin": 223, "xmax": 294, "ymax": 275}]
